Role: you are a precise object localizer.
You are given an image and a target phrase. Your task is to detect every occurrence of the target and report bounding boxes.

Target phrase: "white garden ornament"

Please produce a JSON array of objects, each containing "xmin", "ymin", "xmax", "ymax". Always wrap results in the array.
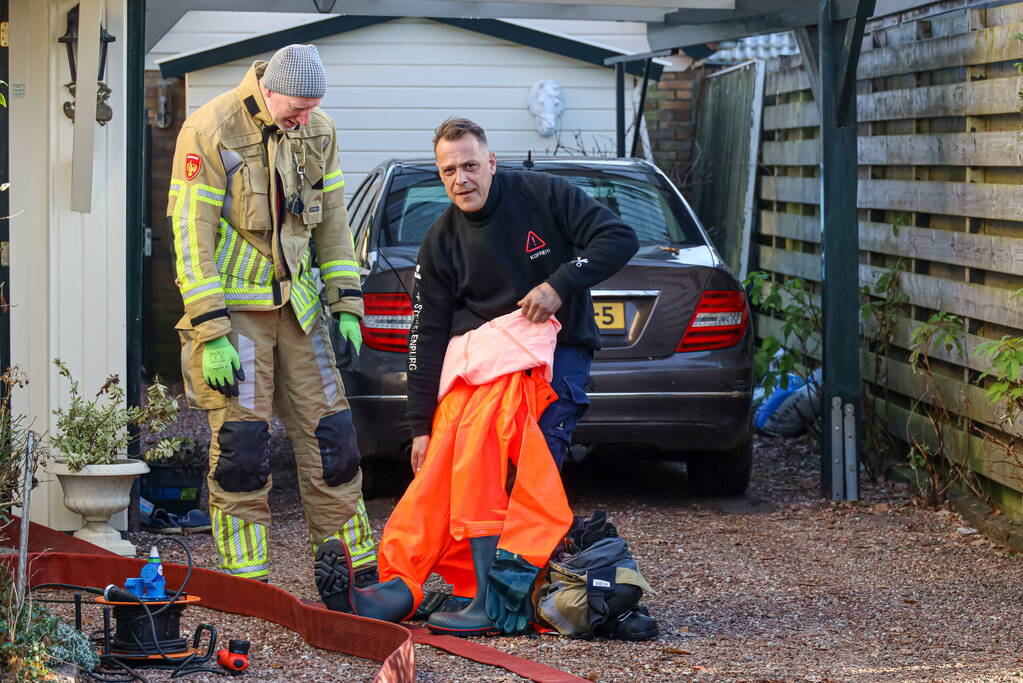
[{"xmin": 528, "ymin": 80, "xmax": 565, "ymax": 137}]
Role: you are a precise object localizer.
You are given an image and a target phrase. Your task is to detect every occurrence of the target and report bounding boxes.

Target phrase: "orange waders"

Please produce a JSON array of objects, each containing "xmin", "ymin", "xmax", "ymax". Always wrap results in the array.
[{"xmin": 378, "ymin": 370, "xmax": 573, "ymax": 610}]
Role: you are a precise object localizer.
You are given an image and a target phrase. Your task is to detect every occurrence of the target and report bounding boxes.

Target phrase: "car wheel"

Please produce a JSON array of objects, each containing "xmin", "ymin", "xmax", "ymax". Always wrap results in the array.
[{"xmin": 686, "ymin": 438, "xmax": 752, "ymax": 497}]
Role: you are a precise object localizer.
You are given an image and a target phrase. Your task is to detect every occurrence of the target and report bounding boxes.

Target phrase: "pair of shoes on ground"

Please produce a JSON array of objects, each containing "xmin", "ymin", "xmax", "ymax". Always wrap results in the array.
[{"xmin": 142, "ymin": 507, "xmax": 212, "ymax": 534}]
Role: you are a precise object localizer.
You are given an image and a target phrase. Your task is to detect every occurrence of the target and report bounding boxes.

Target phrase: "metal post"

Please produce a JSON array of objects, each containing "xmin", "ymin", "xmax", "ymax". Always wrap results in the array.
[
  {"xmin": 630, "ymin": 58, "xmax": 653, "ymax": 158},
  {"xmin": 615, "ymin": 62, "xmax": 626, "ymax": 158},
  {"xmin": 830, "ymin": 397, "xmax": 844, "ymax": 499},
  {"xmin": 844, "ymin": 403, "xmax": 859, "ymax": 501},
  {"xmin": 126, "ymin": 0, "xmax": 146, "ymax": 532},
  {"xmin": 16, "ymin": 431, "xmax": 34, "ymax": 610},
  {"xmin": 817, "ymin": 0, "xmax": 862, "ymax": 498}
]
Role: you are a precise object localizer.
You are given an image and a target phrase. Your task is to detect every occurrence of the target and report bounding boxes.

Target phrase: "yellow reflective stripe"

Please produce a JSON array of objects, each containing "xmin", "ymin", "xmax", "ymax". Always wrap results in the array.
[
  {"xmin": 343, "ymin": 499, "xmax": 376, "ymax": 569},
  {"xmin": 196, "ymin": 183, "xmax": 225, "ymax": 196},
  {"xmin": 181, "ymin": 277, "xmax": 225, "ymax": 305},
  {"xmin": 244, "ymin": 246, "xmax": 262, "ymax": 283},
  {"xmin": 321, "ymin": 259, "xmax": 359, "ymax": 280},
  {"xmin": 312, "ymin": 500, "xmax": 376, "ymax": 568},
  {"xmin": 324, "ymin": 169, "xmax": 345, "ymax": 192},
  {"xmin": 211, "ymin": 506, "xmax": 268, "ymax": 576}
]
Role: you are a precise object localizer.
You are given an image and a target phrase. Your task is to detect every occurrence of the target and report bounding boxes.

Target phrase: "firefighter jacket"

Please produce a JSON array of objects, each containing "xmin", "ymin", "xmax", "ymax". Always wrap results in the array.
[{"xmin": 168, "ymin": 60, "xmax": 362, "ymax": 343}]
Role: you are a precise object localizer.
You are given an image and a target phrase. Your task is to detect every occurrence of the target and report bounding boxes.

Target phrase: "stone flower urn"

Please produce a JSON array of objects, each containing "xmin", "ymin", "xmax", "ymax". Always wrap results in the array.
[{"xmin": 49, "ymin": 458, "xmax": 149, "ymax": 556}]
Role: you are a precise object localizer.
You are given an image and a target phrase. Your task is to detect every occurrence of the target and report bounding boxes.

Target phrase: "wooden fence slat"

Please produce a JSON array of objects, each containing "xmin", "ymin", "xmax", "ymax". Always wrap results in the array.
[
  {"xmin": 861, "ymin": 265, "xmax": 1023, "ymax": 330},
  {"xmin": 757, "ymin": 245, "xmax": 819, "ymax": 281},
  {"xmin": 864, "ymin": 313, "xmax": 994, "ymax": 375},
  {"xmin": 761, "ymin": 178, "xmax": 1023, "ymax": 222},
  {"xmin": 762, "ymin": 139, "xmax": 821, "ymax": 166},
  {"xmin": 859, "ymin": 76, "xmax": 1023, "ymax": 122},
  {"xmin": 763, "ymin": 132, "xmax": 1023, "ymax": 167},
  {"xmin": 765, "ymin": 66, "xmax": 810, "ymax": 96},
  {"xmin": 759, "ymin": 176, "xmax": 819, "ymax": 204},
  {"xmin": 759, "ymin": 211, "xmax": 1023, "ymax": 277},
  {"xmin": 763, "ymin": 100, "xmax": 820, "ymax": 130},
  {"xmin": 879, "ymin": 399, "xmax": 1023, "ymax": 495},
  {"xmin": 858, "ymin": 132, "xmax": 1023, "ymax": 166},
  {"xmin": 758, "ymin": 210, "xmax": 820, "ymax": 243},
  {"xmin": 857, "ymin": 21, "xmax": 1023, "ymax": 80},
  {"xmin": 764, "ymin": 76, "xmax": 1023, "ymax": 129},
  {"xmin": 863, "ymin": 353, "xmax": 1006, "ymax": 441},
  {"xmin": 755, "ymin": 255, "xmax": 1023, "ymax": 341},
  {"xmin": 860, "ymin": 179, "xmax": 1023, "ymax": 221},
  {"xmin": 859, "ymin": 223, "xmax": 1023, "ymax": 277}
]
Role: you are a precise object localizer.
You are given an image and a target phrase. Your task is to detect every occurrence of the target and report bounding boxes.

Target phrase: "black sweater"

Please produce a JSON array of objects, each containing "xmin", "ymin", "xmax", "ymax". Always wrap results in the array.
[{"xmin": 406, "ymin": 170, "xmax": 639, "ymax": 437}]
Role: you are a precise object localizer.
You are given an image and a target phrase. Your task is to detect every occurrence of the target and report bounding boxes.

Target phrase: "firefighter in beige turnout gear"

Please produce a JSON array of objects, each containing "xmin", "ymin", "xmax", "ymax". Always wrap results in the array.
[{"xmin": 168, "ymin": 45, "xmax": 376, "ymax": 585}]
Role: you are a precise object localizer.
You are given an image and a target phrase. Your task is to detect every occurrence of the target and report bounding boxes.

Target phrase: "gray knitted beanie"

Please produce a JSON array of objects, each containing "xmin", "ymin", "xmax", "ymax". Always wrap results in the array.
[{"xmin": 262, "ymin": 44, "xmax": 326, "ymax": 99}]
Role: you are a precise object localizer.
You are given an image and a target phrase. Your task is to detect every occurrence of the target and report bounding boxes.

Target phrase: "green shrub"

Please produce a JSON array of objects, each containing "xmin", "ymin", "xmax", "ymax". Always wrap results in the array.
[{"xmin": 50, "ymin": 359, "xmax": 181, "ymax": 471}]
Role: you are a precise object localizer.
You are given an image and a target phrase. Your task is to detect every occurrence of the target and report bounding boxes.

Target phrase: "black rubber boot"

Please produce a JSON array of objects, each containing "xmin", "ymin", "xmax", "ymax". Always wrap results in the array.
[
  {"xmin": 427, "ymin": 536, "xmax": 500, "ymax": 637},
  {"xmin": 353, "ymin": 579, "xmax": 414, "ymax": 623}
]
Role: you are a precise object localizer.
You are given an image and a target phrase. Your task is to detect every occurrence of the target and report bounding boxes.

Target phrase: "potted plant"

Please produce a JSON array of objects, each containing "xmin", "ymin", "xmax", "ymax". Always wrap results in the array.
[
  {"xmin": 141, "ymin": 437, "xmax": 208, "ymax": 516},
  {"xmin": 47, "ymin": 360, "xmax": 180, "ymax": 556}
]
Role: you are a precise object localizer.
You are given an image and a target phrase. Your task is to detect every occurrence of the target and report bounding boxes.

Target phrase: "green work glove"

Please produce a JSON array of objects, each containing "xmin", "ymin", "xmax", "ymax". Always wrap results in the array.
[
  {"xmin": 484, "ymin": 549, "xmax": 540, "ymax": 635},
  {"xmin": 202, "ymin": 336, "xmax": 245, "ymax": 398},
  {"xmin": 338, "ymin": 312, "xmax": 362, "ymax": 354}
]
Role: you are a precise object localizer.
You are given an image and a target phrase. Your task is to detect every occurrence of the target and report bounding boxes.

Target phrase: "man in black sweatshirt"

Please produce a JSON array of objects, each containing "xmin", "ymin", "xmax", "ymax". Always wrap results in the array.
[{"xmin": 407, "ymin": 118, "xmax": 639, "ymax": 473}]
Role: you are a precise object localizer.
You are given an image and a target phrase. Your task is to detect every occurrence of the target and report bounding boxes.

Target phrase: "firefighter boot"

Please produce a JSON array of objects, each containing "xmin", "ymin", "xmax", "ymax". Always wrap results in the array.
[
  {"xmin": 316, "ymin": 538, "xmax": 412, "ymax": 622},
  {"xmin": 426, "ymin": 535, "xmax": 500, "ymax": 636},
  {"xmin": 314, "ymin": 539, "xmax": 355, "ymax": 613}
]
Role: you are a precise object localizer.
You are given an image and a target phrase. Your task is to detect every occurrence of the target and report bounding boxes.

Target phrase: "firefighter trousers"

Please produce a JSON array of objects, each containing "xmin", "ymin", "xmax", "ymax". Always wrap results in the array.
[{"xmin": 177, "ymin": 305, "xmax": 375, "ymax": 580}]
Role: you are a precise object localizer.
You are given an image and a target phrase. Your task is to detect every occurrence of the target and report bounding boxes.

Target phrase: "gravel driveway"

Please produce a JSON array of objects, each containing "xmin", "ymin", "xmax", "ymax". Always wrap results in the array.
[{"xmin": 63, "ymin": 408, "xmax": 1023, "ymax": 682}]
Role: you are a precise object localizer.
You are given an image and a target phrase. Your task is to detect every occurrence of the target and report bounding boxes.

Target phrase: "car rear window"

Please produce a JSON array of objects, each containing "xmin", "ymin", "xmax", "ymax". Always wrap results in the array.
[{"xmin": 382, "ymin": 167, "xmax": 704, "ymax": 247}]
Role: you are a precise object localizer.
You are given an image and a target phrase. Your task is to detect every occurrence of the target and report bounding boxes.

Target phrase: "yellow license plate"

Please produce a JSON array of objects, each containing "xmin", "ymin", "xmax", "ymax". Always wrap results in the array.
[{"xmin": 593, "ymin": 301, "xmax": 626, "ymax": 332}]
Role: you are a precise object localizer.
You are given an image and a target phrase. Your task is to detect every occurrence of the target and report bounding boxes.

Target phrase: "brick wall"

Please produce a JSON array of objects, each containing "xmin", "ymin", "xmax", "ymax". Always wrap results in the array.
[
  {"xmin": 643, "ymin": 67, "xmax": 696, "ymax": 187},
  {"xmin": 144, "ymin": 71, "xmax": 186, "ymax": 380}
]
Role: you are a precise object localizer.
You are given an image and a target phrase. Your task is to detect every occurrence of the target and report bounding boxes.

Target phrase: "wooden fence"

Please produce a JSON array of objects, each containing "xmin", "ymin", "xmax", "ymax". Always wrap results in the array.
[{"xmin": 754, "ymin": 1, "xmax": 1023, "ymax": 514}]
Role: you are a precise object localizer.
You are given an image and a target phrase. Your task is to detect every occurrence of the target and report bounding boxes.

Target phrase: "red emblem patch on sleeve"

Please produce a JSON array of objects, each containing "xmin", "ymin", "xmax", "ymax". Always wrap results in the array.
[{"xmin": 184, "ymin": 153, "xmax": 202, "ymax": 181}]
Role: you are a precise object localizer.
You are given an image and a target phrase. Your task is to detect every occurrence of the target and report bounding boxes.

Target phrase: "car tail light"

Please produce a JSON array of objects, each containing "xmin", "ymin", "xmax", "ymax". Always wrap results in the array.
[
  {"xmin": 361, "ymin": 292, "xmax": 414, "ymax": 352},
  {"xmin": 676, "ymin": 290, "xmax": 749, "ymax": 352}
]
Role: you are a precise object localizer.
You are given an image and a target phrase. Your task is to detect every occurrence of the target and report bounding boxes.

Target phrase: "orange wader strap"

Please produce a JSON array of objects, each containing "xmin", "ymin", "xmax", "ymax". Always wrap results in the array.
[{"xmin": 4, "ymin": 518, "xmax": 588, "ymax": 683}]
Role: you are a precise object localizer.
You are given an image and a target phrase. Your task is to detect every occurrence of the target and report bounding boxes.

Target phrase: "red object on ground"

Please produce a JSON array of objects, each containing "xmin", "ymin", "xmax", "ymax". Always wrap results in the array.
[
  {"xmin": 2, "ymin": 516, "xmax": 589, "ymax": 683},
  {"xmin": 378, "ymin": 370, "xmax": 573, "ymax": 610}
]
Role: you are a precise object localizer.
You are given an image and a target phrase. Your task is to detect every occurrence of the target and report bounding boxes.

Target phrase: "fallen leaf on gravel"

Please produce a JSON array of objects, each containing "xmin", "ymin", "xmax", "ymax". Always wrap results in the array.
[
  {"xmin": 903, "ymin": 599, "xmax": 918, "ymax": 604},
  {"xmin": 662, "ymin": 648, "xmax": 692, "ymax": 655}
]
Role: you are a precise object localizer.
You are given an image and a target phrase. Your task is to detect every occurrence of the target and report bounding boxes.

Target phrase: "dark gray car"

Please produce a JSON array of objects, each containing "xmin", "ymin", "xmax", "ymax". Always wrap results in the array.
[{"xmin": 335, "ymin": 157, "xmax": 753, "ymax": 495}]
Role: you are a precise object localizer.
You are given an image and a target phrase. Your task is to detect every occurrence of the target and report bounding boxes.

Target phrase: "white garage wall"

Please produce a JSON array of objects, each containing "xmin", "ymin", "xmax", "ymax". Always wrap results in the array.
[{"xmin": 183, "ymin": 18, "xmax": 640, "ymax": 193}]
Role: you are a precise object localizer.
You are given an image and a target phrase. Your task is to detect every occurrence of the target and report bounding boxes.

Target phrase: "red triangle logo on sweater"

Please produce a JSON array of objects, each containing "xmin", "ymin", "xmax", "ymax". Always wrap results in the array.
[{"xmin": 525, "ymin": 230, "xmax": 547, "ymax": 253}]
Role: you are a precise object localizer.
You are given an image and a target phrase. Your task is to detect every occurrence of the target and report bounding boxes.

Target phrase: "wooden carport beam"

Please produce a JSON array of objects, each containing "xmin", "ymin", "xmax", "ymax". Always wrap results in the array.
[
  {"xmin": 647, "ymin": 0, "xmax": 861, "ymax": 51},
  {"xmin": 793, "ymin": 26, "xmax": 822, "ymax": 111}
]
